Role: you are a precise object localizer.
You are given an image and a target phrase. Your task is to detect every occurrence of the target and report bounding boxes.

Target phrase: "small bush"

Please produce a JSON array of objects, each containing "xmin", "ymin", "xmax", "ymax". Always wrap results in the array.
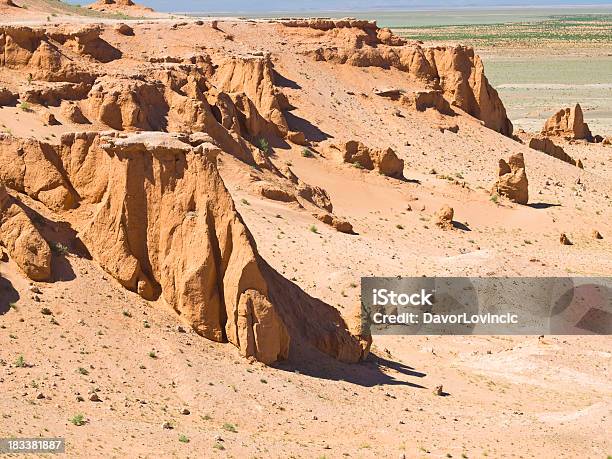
[
  {"xmin": 178, "ymin": 434, "xmax": 190, "ymax": 443},
  {"xmin": 15, "ymin": 355, "xmax": 26, "ymax": 368},
  {"xmin": 256, "ymin": 137, "xmax": 269, "ymax": 153},
  {"xmin": 77, "ymin": 367, "xmax": 89, "ymax": 375},
  {"xmin": 309, "ymin": 225, "xmax": 318, "ymax": 234},
  {"xmin": 301, "ymin": 148, "xmax": 314, "ymax": 158},
  {"xmin": 148, "ymin": 350, "xmax": 157, "ymax": 359},
  {"xmin": 51, "ymin": 242, "xmax": 69, "ymax": 255},
  {"xmin": 222, "ymin": 422, "xmax": 237, "ymax": 433},
  {"xmin": 19, "ymin": 101, "xmax": 32, "ymax": 112},
  {"xmin": 70, "ymin": 414, "xmax": 85, "ymax": 426}
]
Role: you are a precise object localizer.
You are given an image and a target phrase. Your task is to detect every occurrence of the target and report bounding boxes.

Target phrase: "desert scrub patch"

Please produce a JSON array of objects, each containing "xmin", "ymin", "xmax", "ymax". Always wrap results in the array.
[
  {"xmin": 19, "ymin": 101, "xmax": 32, "ymax": 112},
  {"xmin": 51, "ymin": 242, "xmax": 69, "ymax": 255},
  {"xmin": 178, "ymin": 434, "xmax": 190, "ymax": 443},
  {"xmin": 14, "ymin": 355, "xmax": 26, "ymax": 368},
  {"xmin": 301, "ymin": 148, "xmax": 314, "ymax": 158},
  {"xmin": 70, "ymin": 414, "xmax": 85, "ymax": 426},
  {"xmin": 309, "ymin": 225, "xmax": 318, "ymax": 234},
  {"xmin": 222, "ymin": 422, "xmax": 237, "ymax": 433},
  {"xmin": 256, "ymin": 137, "xmax": 269, "ymax": 153}
]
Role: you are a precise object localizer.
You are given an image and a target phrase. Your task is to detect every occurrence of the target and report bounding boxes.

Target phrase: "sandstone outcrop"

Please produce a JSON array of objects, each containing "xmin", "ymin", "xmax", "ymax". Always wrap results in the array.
[
  {"xmin": 328, "ymin": 141, "xmax": 404, "ymax": 178},
  {"xmin": 0, "ymin": 86, "xmax": 18, "ymax": 106},
  {"xmin": 492, "ymin": 153, "xmax": 529, "ymax": 205},
  {"xmin": 300, "ymin": 21, "xmax": 512, "ymax": 136},
  {"xmin": 214, "ymin": 55, "xmax": 289, "ymax": 137},
  {"xmin": 0, "ymin": 130, "xmax": 368, "ymax": 364},
  {"xmin": 88, "ymin": 0, "xmax": 153, "ymax": 13},
  {"xmin": 0, "ymin": 26, "xmax": 117, "ymax": 84},
  {"xmin": 401, "ymin": 90, "xmax": 453, "ymax": 115},
  {"xmin": 528, "ymin": 135, "xmax": 580, "ymax": 167},
  {"xmin": 60, "ymin": 101, "xmax": 89, "ymax": 124},
  {"xmin": 542, "ymin": 104, "xmax": 592, "ymax": 140},
  {"xmin": 0, "ymin": 183, "xmax": 51, "ymax": 281},
  {"xmin": 0, "ymin": 134, "xmax": 77, "ymax": 210},
  {"xmin": 281, "ymin": 18, "xmax": 378, "ymax": 32},
  {"xmin": 434, "ymin": 205, "xmax": 454, "ymax": 229},
  {"xmin": 315, "ymin": 212, "xmax": 354, "ymax": 234}
]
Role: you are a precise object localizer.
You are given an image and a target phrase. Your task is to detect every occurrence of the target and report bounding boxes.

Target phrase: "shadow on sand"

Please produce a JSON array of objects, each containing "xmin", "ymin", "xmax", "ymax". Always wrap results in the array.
[
  {"xmin": 0, "ymin": 275, "xmax": 19, "ymax": 315},
  {"xmin": 262, "ymin": 260, "xmax": 427, "ymax": 388}
]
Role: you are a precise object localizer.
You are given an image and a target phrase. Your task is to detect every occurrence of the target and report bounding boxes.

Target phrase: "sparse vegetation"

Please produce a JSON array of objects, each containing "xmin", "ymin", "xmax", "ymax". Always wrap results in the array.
[
  {"xmin": 222, "ymin": 422, "xmax": 237, "ymax": 433},
  {"xmin": 77, "ymin": 367, "xmax": 89, "ymax": 375},
  {"xmin": 309, "ymin": 225, "xmax": 318, "ymax": 234},
  {"xmin": 70, "ymin": 414, "xmax": 86, "ymax": 426},
  {"xmin": 19, "ymin": 101, "xmax": 32, "ymax": 112},
  {"xmin": 14, "ymin": 355, "xmax": 26, "ymax": 368},
  {"xmin": 51, "ymin": 242, "xmax": 69, "ymax": 255},
  {"xmin": 301, "ymin": 148, "xmax": 314, "ymax": 158},
  {"xmin": 256, "ymin": 137, "xmax": 269, "ymax": 153},
  {"xmin": 178, "ymin": 434, "xmax": 190, "ymax": 443}
]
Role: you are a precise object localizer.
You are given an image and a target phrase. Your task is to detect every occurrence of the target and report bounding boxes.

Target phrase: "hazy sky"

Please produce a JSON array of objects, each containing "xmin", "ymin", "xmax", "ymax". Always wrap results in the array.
[{"xmin": 87, "ymin": 0, "xmax": 612, "ymax": 13}]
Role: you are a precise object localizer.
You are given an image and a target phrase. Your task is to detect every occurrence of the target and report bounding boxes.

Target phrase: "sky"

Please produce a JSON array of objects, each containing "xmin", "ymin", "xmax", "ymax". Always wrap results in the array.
[{"xmin": 125, "ymin": 0, "xmax": 612, "ymax": 12}]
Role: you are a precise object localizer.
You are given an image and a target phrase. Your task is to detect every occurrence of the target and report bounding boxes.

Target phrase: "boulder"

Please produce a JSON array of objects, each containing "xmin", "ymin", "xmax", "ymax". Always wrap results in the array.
[
  {"xmin": 591, "ymin": 230, "xmax": 603, "ymax": 240},
  {"xmin": 114, "ymin": 23, "xmax": 134, "ymax": 36},
  {"xmin": 0, "ymin": 86, "xmax": 18, "ymax": 106},
  {"xmin": 286, "ymin": 130, "xmax": 307, "ymax": 145},
  {"xmin": 560, "ymin": 233, "xmax": 572, "ymax": 246},
  {"xmin": 0, "ymin": 183, "xmax": 51, "ymax": 281},
  {"xmin": 329, "ymin": 141, "xmax": 404, "ymax": 178},
  {"xmin": 434, "ymin": 205, "xmax": 454, "ymax": 229},
  {"xmin": 40, "ymin": 112, "xmax": 61, "ymax": 126},
  {"xmin": 492, "ymin": 153, "xmax": 529, "ymax": 205},
  {"xmin": 542, "ymin": 104, "xmax": 592, "ymax": 140},
  {"xmin": 315, "ymin": 212, "xmax": 354, "ymax": 234},
  {"xmin": 60, "ymin": 101, "xmax": 90, "ymax": 124}
]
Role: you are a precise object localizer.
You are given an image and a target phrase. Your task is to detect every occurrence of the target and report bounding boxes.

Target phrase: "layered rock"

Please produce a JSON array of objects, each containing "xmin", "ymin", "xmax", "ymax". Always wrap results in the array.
[
  {"xmin": 0, "ymin": 131, "xmax": 368, "ymax": 364},
  {"xmin": 492, "ymin": 153, "xmax": 529, "ymax": 205},
  {"xmin": 213, "ymin": 55, "xmax": 289, "ymax": 137},
  {"xmin": 298, "ymin": 20, "xmax": 512, "ymax": 136},
  {"xmin": 0, "ymin": 134, "xmax": 77, "ymax": 210},
  {"xmin": 0, "ymin": 183, "xmax": 51, "ymax": 281},
  {"xmin": 400, "ymin": 90, "xmax": 453, "ymax": 115},
  {"xmin": 0, "ymin": 26, "xmax": 112, "ymax": 82},
  {"xmin": 542, "ymin": 104, "xmax": 592, "ymax": 140},
  {"xmin": 528, "ymin": 135, "xmax": 580, "ymax": 167},
  {"xmin": 327, "ymin": 141, "xmax": 404, "ymax": 178}
]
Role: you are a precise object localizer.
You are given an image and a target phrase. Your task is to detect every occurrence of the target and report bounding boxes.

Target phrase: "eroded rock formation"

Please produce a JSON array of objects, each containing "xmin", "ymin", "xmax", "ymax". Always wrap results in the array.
[
  {"xmin": 0, "ymin": 131, "xmax": 369, "ymax": 364},
  {"xmin": 286, "ymin": 20, "xmax": 512, "ymax": 135},
  {"xmin": 327, "ymin": 141, "xmax": 404, "ymax": 178},
  {"xmin": 529, "ymin": 135, "xmax": 581, "ymax": 167},
  {"xmin": 492, "ymin": 153, "xmax": 529, "ymax": 205},
  {"xmin": 542, "ymin": 104, "xmax": 592, "ymax": 140},
  {"xmin": 0, "ymin": 183, "xmax": 51, "ymax": 281}
]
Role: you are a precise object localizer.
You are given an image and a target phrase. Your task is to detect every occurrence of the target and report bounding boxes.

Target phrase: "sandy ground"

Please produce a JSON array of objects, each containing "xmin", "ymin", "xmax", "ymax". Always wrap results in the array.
[{"xmin": 0, "ymin": 10, "xmax": 611, "ymax": 459}]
